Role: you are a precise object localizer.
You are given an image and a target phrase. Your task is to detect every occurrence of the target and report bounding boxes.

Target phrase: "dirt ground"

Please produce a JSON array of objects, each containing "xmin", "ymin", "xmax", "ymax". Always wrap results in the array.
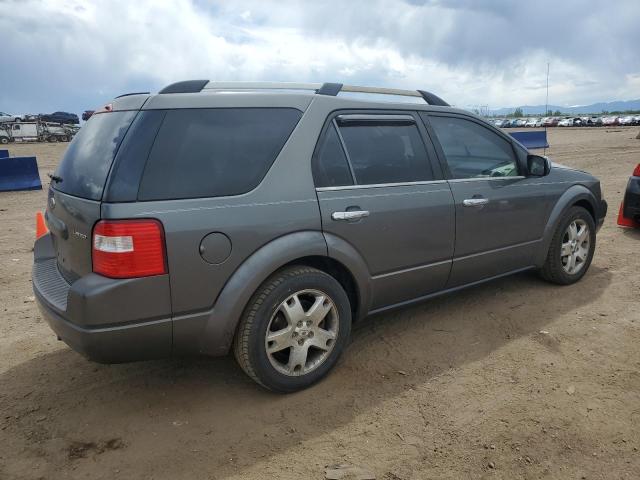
[{"xmin": 1, "ymin": 127, "xmax": 639, "ymax": 480}]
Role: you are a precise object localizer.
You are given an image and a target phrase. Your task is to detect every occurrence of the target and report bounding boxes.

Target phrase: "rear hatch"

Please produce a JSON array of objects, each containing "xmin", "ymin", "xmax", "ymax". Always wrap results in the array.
[{"xmin": 46, "ymin": 109, "xmax": 138, "ymax": 283}]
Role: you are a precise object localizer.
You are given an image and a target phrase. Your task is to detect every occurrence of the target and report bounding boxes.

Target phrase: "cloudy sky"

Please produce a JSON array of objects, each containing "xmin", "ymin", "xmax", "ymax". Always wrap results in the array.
[{"xmin": 1, "ymin": 0, "xmax": 639, "ymax": 115}]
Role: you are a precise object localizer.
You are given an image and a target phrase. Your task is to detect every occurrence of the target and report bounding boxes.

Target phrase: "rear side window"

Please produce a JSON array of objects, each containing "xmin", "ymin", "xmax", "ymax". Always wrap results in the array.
[
  {"xmin": 313, "ymin": 124, "xmax": 354, "ymax": 187},
  {"xmin": 53, "ymin": 111, "xmax": 137, "ymax": 200},
  {"xmin": 138, "ymin": 108, "xmax": 302, "ymax": 201},
  {"xmin": 337, "ymin": 119, "xmax": 434, "ymax": 185}
]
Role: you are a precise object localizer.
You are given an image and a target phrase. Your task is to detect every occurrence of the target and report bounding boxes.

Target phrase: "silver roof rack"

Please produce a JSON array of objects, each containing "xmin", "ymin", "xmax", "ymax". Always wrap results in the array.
[{"xmin": 161, "ymin": 80, "xmax": 449, "ymax": 106}]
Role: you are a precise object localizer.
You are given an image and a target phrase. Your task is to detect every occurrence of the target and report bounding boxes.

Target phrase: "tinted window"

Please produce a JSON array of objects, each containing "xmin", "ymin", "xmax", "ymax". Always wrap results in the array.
[
  {"xmin": 313, "ymin": 124, "xmax": 353, "ymax": 187},
  {"xmin": 337, "ymin": 120, "xmax": 433, "ymax": 185},
  {"xmin": 427, "ymin": 115, "xmax": 518, "ymax": 179},
  {"xmin": 54, "ymin": 111, "xmax": 137, "ymax": 200},
  {"xmin": 138, "ymin": 108, "xmax": 302, "ymax": 200}
]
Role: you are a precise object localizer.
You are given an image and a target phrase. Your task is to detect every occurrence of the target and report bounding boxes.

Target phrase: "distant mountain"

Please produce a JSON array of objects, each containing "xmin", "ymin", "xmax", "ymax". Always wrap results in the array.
[{"xmin": 488, "ymin": 99, "xmax": 640, "ymax": 116}]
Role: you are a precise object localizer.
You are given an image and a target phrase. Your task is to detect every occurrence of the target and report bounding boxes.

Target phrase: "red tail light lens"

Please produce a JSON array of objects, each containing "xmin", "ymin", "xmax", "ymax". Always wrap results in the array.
[
  {"xmin": 633, "ymin": 164, "xmax": 640, "ymax": 177},
  {"xmin": 92, "ymin": 219, "xmax": 167, "ymax": 278}
]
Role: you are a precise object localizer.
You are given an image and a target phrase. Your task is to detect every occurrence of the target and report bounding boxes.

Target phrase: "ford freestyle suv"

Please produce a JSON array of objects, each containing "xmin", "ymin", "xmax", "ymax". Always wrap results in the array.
[{"xmin": 33, "ymin": 81, "xmax": 608, "ymax": 392}]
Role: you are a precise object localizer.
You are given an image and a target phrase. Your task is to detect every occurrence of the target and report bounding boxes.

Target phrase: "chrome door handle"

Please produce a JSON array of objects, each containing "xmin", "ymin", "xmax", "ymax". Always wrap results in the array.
[
  {"xmin": 462, "ymin": 198, "xmax": 489, "ymax": 207},
  {"xmin": 331, "ymin": 210, "xmax": 370, "ymax": 221}
]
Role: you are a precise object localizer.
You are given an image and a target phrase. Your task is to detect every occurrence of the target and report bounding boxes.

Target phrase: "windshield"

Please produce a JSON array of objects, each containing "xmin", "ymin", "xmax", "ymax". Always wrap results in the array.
[{"xmin": 53, "ymin": 111, "xmax": 137, "ymax": 200}]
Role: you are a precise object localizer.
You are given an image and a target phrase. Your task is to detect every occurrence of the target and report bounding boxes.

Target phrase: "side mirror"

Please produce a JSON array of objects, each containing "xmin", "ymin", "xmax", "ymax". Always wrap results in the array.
[{"xmin": 527, "ymin": 154, "xmax": 551, "ymax": 177}]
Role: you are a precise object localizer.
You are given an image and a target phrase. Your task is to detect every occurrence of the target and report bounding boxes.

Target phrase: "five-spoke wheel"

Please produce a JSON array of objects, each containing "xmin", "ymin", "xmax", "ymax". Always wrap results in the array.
[
  {"xmin": 234, "ymin": 266, "xmax": 351, "ymax": 392},
  {"xmin": 265, "ymin": 289, "xmax": 339, "ymax": 376},
  {"xmin": 560, "ymin": 219, "xmax": 590, "ymax": 275},
  {"xmin": 541, "ymin": 206, "xmax": 596, "ymax": 285}
]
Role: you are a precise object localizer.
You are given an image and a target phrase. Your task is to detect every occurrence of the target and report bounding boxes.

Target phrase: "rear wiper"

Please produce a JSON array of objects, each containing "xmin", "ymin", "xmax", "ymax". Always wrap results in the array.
[{"xmin": 48, "ymin": 174, "xmax": 63, "ymax": 183}]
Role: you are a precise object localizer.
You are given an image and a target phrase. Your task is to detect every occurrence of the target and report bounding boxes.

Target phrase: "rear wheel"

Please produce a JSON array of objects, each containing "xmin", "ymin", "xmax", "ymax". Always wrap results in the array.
[
  {"xmin": 540, "ymin": 206, "xmax": 596, "ymax": 285},
  {"xmin": 0, "ymin": 137, "xmax": 8, "ymax": 144},
  {"xmin": 48, "ymin": 136, "xmax": 57, "ymax": 143},
  {"xmin": 233, "ymin": 266, "xmax": 352, "ymax": 392}
]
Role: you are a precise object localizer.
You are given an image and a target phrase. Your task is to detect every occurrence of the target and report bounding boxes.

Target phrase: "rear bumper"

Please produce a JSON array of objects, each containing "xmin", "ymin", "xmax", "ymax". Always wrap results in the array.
[
  {"xmin": 32, "ymin": 234, "xmax": 172, "ymax": 363},
  {"xmin": 33, "ymin": 293, "xmax": 172, "ymax": 363},
  {"xmin": 622, "ymin": 177, "xmax": 640, "ymax": 222}
]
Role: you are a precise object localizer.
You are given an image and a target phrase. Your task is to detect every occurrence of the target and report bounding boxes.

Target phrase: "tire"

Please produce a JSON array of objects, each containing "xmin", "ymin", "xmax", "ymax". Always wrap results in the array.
[
  {"xmin": 540, "ymin": 206, "xmax": 596, "ymax": 285},
  {"xmin": 48, "ymin": 136, "xmax": 57, "ymax": 143},
  {"xmin": 0, "ymin": 137, "xmax": 8, "ymax": 144},
  {"xmin": 233, "ymin": 265, "xmax": 352, "ymax": 393}
]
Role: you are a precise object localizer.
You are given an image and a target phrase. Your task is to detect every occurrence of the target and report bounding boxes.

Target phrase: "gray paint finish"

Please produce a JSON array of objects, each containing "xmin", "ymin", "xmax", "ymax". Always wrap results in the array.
[
  {"xmin": 32, "ymin": 86, "xmax": 607, "ymax": 363},
  {"xmin": 317, "ymin": 183, "xmax": 455, "ymax": 308}
]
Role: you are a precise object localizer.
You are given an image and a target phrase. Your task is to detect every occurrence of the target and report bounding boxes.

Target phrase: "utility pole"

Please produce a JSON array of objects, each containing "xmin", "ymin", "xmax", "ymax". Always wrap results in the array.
[{"xmin": 545, "ymin": 62, "xmax": 550, "ymax": 116}]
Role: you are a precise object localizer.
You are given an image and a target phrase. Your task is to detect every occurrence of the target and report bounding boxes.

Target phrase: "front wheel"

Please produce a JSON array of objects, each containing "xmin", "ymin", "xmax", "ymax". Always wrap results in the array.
[
  {"xmin": 540, "ymin": 206, "xmax": 596, "ymax": 285},
  {"xmin": 233, "ymin": 266, "xmax": 352, "ymax": 392}
]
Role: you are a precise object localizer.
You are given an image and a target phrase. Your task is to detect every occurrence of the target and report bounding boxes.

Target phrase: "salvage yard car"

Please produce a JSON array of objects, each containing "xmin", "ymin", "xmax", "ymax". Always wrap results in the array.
[
  {"xmin": 0, "ymin": 111, "xmax": 24, "ymax": 123},
  {"xmin": 32, "ymin": 81, "xmax": 608, "ymax": 392},
  {"xmin": 617, "ymin": 163, "xmax": 640, "ymax": 227}
]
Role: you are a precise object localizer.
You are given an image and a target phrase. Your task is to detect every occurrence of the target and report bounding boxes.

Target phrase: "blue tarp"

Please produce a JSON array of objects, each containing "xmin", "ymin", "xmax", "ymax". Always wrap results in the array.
[
  {"xmin": 0, "ymin": 156, "xmax": 42, "ymax": 192},
  {"xmin": 509, "ymin": 130, "xmax": 549, "ymax": 150},
  {"xmin": 0, "ymin": 149, "xmax": 8, "ymax": 158}
]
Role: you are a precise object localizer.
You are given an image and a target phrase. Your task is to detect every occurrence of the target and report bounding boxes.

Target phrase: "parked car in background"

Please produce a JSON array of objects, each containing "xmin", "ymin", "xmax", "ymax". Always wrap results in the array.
[
  {"xmin": 525, "ymin": 118, "xmax": 540, "ymax": 127},
  {"xmin": 494, "ymin": 118, "xmax": 510, "ymax": 128},
  {"xmin": 82, "ymin": 110, "xmax": 94, "ymax": 122},
  {"xmin": 32, "ymin": 80, "xmax": 608, "ymax": 392},
  {"xmin": 617, "ymin": 163, "xmax": 640, "ymax": 228},
  {"xmin": 0, "ymin": 111, "xmax": 24, "ymax": 123},
  {"xmin": 543, "ymin": 117, "xmax": 559, "ymax": 127},
  {"xmin": 511, "ymin": 118, "xmax": 527, "ymax": 128},
  {"xmin": 619, "ymin": 115, "xmax": 635, "ymax": 126},
  {"xmin": 584, "ymin": 116, "xmax": 603, "ymax": 127},
  {"xmin": 558, "ymin": 118, "xmax": 572, "ymax": 127},
  {"xmin": 602, "ymin": 116, "xmax": 620, "ymax": 126},
  {"xmin": 39, "ymin": 111, "xmax": 80, "ymax": 125}
]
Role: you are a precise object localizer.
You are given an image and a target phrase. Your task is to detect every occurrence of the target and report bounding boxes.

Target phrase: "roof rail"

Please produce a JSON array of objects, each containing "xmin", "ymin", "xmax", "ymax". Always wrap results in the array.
[
  {"xmin": 167, "ymin": 80, "xmax": 449, "ymax": 105},
  {"xmin": 115, "ymin": 92, "xmax": 150, "ymax": 99},
  {"xmin": 159, "ymin": 80, "xmax": 209, "ymax": 94},
  {"xmin": 417, "ymin": 90, "xmax": 449, "ymax": 106}
]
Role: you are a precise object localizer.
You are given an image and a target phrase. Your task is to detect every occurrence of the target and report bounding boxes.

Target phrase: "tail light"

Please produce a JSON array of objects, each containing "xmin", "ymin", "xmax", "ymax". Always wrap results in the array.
[
  {"xmin": 633, "ymin": 164, "xmax": 640, "ymax": 177},
  {"xmin": 92, "ymin": 219, "xmax": 167, "ymax": 278}
]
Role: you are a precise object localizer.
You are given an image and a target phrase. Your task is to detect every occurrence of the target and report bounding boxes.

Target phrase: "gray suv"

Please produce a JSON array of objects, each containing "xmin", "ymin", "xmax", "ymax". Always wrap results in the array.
[{"xmin": 33, "ymin": 81, "xmax": 607, "ymax": 392}]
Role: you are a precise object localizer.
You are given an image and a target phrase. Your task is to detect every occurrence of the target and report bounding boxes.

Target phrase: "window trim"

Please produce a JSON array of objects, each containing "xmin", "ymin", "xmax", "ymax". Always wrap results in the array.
[
  {"xmin": 332, "ymin": 119, "xmax": 357, "ymax": 183},
  {"xmin": 316, "ymin": 179, "xmax": 448, "ymax": 192},
  {"xmin": 420, "ymin": 112, "xmax": 524, "ymax": 180},
  {"xmin": 311, "ymin": 109, "xmax": 444, "ymax": 189}
]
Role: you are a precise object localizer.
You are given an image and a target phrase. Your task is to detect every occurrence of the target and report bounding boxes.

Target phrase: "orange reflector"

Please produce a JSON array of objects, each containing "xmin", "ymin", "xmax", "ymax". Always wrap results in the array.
[{"xmin": 36, "ymin": 211, "xmax": 48, "ymax": 239}]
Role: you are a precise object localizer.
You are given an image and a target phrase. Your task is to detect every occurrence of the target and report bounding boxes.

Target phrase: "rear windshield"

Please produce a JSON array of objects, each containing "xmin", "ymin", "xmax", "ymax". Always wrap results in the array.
[
  {"xmin": 137, "ymin": 108, "xmax": 302, "ymax": 201},
  {"xmin": 53, "ymin": 111, "xmax": 136, "ymax": 200}
]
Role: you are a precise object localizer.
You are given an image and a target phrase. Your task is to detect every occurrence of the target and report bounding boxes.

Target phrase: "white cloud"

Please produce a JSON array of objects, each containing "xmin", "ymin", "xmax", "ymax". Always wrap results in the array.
[{"xmin": 0, "ymin": 0, "xmax": 638, "ymax": 114}]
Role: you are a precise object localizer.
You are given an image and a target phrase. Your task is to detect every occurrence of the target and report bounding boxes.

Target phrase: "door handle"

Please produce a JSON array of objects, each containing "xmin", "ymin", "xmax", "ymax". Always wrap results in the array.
[
  {"xmin": 462, "ymin": 198, "xmax": 489, "ymax": 207},
  {"xmin": 331, "ymin": 210, "xmax": 370, "ymax": 221}
]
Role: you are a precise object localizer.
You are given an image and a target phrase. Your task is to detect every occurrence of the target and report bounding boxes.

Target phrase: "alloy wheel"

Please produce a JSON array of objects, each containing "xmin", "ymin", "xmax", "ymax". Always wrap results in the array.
[
  {"xmin": 265, "ymin": 289, "xmax": 339, "ymax": 376},
  {"xmin": 561, "ymin": 219, "xmax": 590, "ymax": 274}
]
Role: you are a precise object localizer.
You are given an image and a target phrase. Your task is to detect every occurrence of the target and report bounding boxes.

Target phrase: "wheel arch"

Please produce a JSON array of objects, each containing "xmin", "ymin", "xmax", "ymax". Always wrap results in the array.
[
  {"xmin": 197, "ymin": 230, "xmax": 371, "ymax": 356},
  {"xmin": 534, "ymin": 185, "xmax": 598, "ymax": 267},
  {"xmin": 281, "ymin": 255, "xmax": 363, "ymax": 322}
]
